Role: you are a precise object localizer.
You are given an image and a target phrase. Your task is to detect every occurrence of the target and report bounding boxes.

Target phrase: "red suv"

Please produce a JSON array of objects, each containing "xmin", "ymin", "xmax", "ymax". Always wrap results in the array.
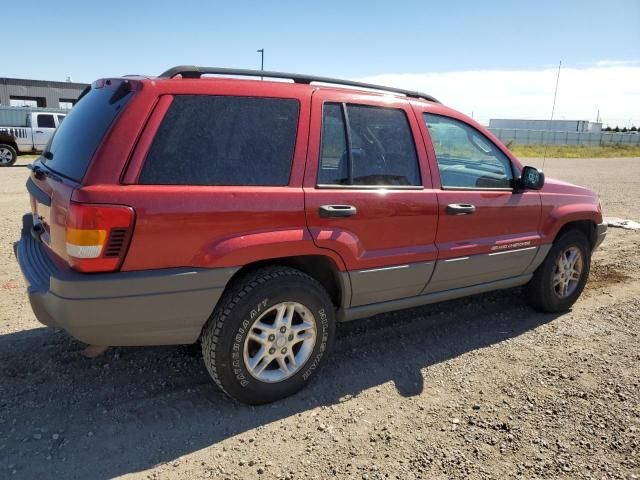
[{"xmin": 15, "ymin": 66, "xmax": 607, "ymax": 404}]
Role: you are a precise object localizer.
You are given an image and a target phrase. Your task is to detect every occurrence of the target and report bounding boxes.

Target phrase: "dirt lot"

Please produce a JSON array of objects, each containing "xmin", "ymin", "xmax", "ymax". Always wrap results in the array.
[{"xmin": 1, "ymin": 157, "xmax": 639, "ymax": 480}]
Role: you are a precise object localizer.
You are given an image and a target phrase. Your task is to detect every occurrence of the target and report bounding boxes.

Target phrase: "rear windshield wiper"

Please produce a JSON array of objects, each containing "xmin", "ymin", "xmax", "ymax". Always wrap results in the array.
[{"xmin": 28, "ymin": 163, "xmax": 62, "ymax": 182}]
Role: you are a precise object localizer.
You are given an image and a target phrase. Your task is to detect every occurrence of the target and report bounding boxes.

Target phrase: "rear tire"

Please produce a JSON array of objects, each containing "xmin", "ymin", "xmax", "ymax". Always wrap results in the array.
[
  {"xmin": 0, "ymin": 144, "xmax": 17, "ymax": 166},
  {"xmin": 525, "ymin": 230, "xmax": 591, "ymax": 313},
  {"xmin": 201, "ymin": 266, "xmax": 335, "ymax": 405}
]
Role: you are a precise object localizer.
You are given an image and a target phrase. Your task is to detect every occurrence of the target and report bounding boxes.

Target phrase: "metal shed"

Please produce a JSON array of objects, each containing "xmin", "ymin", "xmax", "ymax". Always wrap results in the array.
[{"xmin": 0, "ymin": 77, "xmax": 88, "ymax": 109}]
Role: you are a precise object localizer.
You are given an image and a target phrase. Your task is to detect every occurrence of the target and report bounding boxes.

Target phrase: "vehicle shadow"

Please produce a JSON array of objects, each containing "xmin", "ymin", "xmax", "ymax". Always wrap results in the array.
[{"xmin": 0, "ymin": 288, "xmax": 559, "ymax": 479}]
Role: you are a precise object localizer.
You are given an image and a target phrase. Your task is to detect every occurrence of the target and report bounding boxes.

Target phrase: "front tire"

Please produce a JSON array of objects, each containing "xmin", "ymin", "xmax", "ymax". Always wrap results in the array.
[
  {"xmin": 0, "ymin": 144, "xmax": 17, "ymax": 166},
  {"xmin": 201, "ymin": 266, "xmax": 335, "ymax": 405},
  {"xmin": 525, "ymin": 230, "xmax": 591, "ymax": 312}
]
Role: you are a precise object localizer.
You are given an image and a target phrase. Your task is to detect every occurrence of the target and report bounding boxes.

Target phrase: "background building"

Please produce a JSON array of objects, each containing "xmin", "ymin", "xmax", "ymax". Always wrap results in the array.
[
  {"xmin": 489, "ymin": 119, "xmax": 602, "ymax": 133},
  {"xmin": 488, "ymin": 118, "xmax": 639, "ymax": 146},
  {"xmin": 0, "ymin": 77, "xmax": 88, "ymax": 109}
]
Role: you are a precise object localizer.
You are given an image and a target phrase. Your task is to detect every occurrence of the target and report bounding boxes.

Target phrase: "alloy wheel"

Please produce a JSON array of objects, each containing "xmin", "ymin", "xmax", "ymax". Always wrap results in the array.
[
  {"xmin": 243, "ymin": 301, "xmax": 317, "ymax": 383},
  {"xmin": 553, "ymin": 246, "xmax": 584, "ymax": 298},
  {"xmin": 0, "ymin": 147, "xmax": 13, "ymax": 165}
]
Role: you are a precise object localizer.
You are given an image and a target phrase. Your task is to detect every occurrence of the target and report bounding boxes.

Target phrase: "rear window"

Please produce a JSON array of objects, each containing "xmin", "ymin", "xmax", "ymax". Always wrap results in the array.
[
  {"xmin": 37, "ymin": 114, "xmax": 56, "ymax": 128},
  {"xmin": 139, "ymin": 95, "xmax": 299, "ymax": 186},
  {"xmin": 42, "ymin": 83, "xmax": 133, "ymax": 182}
]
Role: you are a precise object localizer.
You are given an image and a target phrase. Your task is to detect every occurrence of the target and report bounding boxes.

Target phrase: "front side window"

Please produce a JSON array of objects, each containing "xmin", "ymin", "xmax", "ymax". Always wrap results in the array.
[
  {"xmin": 424, "ymin": 113, "xmax": 513, "ymax": 189},
  {"xmin": 318, "ymin": 103, "xmax": 421, "ymax": 187},
  {"xmin": 37, "ymin": 114, "xmax": 56, "ymax": 128},
  {"xmin": 140, "ymin": 96, "xmax": 299, "ymax": 186}
]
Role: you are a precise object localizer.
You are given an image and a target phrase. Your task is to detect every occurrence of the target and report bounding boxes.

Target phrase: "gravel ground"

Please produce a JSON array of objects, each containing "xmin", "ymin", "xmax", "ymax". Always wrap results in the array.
[{"xmin": 1, "ymin": 157, "xmax": 639, "ymax": 480}]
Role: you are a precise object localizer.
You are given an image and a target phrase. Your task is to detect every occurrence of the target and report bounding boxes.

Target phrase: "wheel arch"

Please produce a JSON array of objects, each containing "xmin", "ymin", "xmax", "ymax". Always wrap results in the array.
[
  {"xmin": 0, "ymin": 141, "xmax": 18, "ymax": 152},
  {"xmin": 225, "ymin": 254, "xmax": 350, "ymax": 310},
  {"xmin": 554, "ymin": 219, "xmax": 598, "ymax": 250}
]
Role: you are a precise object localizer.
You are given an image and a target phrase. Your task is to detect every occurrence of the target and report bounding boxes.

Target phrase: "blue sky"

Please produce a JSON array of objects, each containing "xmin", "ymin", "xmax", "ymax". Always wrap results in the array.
[{"xmin": 5, "ymin": 0, "xmax": 640, "ymax": 124}]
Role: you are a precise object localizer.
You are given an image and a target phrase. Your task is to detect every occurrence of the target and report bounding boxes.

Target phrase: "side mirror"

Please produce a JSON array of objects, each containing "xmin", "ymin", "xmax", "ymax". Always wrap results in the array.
[{"xmin": 518, "ymin": 166, "xmax": 545, "ymax": 190}]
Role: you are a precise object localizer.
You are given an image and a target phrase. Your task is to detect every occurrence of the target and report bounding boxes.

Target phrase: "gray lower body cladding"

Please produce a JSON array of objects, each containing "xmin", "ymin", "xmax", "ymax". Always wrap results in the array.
[
  {"xmin": 338, "ymin": 273, "xmax": 533, "ymax": 322},
  {"xmin": 14, "ymin": 215, "xmax": 237, "ymax": 346},
  {"xmin": 348, "ymin": 262, "xmax": 434, "ymax": 307},
  {"xmin": 424, "ymin": 246, "xmax": 541, "ymax": 293},
  {"xmin": 15, "ymin": 211, "xmax": 558, "ymax": 345},
  {"xmin": 338, "ymin": 243, "xmax": 552, "ymax": 321}
]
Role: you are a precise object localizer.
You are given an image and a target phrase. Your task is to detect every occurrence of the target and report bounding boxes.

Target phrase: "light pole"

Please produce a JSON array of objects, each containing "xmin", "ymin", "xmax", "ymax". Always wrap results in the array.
[{"xmin": 257, "ymin": 49, "xmax": 264, "ymax": 80}]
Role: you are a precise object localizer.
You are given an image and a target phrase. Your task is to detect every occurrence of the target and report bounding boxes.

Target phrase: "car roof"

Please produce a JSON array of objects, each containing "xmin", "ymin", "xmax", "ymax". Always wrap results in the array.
[{"xmin": 114, "ymin": 73, "xmax": 473, "ymax": 124}]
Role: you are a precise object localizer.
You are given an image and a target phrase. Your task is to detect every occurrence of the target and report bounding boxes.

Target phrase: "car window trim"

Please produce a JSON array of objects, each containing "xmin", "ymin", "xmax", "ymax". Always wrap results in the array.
[
  {"xmin": 316, "ymin": 184, "xmax": 424, "ymax": 190},
  {"xmin": 440, "ymin": 186, "xmax": 513, "ymax": 192},
  {"xmin": 423, "ymin": 112, "xmax": 516, "ymax": 191},
  {"xmin": 342, "ymin": 103, "xmax": 354, "ymax": 185}
]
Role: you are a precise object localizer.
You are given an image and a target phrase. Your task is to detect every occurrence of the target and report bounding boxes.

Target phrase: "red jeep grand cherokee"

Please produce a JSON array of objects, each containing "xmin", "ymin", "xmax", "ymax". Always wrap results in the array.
[{"xmin": 15, "ymin": 66, "xmax": 607, "ymax": 404}]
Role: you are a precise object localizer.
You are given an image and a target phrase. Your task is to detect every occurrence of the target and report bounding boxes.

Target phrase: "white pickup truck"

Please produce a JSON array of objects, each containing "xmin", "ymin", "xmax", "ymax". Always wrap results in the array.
[{"xmin": 0, "ymin": 109, "xmax": 66, "ymax": 166}]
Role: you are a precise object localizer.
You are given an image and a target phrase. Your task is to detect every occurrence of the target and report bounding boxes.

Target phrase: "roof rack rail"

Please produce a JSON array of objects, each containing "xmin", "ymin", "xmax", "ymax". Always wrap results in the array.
[{"xmin": 158, "ymin": 65, "xmax": 439, "ymax": 103}]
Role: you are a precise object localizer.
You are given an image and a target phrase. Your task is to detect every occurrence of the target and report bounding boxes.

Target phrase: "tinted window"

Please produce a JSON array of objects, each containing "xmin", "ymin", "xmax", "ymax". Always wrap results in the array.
[
  {"xmin": 318, "ymin": 103, "xmax": 420, "ymax": 186},
  {"xmin": 424, "ymin": 113, "xmax": 513, "ymax": 189},
  {"xmin": 140, "ymin": 96, "xmax": 299, "ymax": 186},
  {"xmin": 57, "ymin": 115, "xmax": 66, "ymax": 124},
  {"xmin": 318, "ymin": 104, "xmax": 347, "ymax": 185},
  {"xmin": 37, "ymin": 114, "xmax": 56, "ymax": 128},
  {"xmin": 43, "ymin": 83, "xmax": 133, "ymax": 182}
]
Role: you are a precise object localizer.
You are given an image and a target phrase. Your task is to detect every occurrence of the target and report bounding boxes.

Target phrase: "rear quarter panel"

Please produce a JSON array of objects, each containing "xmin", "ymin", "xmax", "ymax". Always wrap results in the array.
[
  {"xmin": 75, "ymin": 80, "xmax": 347, "ymax": 272},
  {"xmin": 73, "ymin": 185, "xmax": 347, "ymax": 270}
]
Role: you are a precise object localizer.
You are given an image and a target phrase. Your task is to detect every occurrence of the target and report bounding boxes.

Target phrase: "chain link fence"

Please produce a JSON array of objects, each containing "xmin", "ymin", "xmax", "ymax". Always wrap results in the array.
[{"xmin": 488, "ymin": 128, "xmax": 640, "ymax": 146}]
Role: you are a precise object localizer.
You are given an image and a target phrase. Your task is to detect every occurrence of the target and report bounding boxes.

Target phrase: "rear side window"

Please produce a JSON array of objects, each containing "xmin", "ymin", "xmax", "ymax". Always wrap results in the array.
[
  {"xmin": 318, "ymin": 103, "xmax": 420, "ymax": 186},
  {"xmin": 37, "ymin": 115, "xmax": 55, "ymax": 128},
  {"xmin": 139, "ymin": 96, "xmax": 300, "ymax": 186},
  {"xmin": 43, "ymin": 83, "xmax": 133, "ymax": 182}
]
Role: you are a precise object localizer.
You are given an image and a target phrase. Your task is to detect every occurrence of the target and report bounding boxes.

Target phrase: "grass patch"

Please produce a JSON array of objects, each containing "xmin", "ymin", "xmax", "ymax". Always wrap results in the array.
[{"xmin": 509, "ymin": 144, "xmax": 640, "ymax": 158}]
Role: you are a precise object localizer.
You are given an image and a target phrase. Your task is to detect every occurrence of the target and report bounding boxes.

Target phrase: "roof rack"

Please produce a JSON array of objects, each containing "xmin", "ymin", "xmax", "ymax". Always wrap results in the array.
[{"xmin": 158, "ymin": 65, "xmax": 439, "ymax": 103}]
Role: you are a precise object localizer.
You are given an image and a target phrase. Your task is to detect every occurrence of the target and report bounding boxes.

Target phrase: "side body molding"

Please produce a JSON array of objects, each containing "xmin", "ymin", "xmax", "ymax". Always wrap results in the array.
[
  {"xmin": 349, "ymin": 262, "xmax": 434, "ymax": 307},
  {"xmin": 424, "ymin": 245, "xmax": 541, "ymax": 293}
]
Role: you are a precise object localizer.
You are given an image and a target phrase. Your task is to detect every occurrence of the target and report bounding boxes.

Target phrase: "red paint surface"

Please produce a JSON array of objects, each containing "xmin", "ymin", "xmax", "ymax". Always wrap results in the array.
[{"xmin": 27, "ymin": 75, "xmax": 602, "ymax": 274}]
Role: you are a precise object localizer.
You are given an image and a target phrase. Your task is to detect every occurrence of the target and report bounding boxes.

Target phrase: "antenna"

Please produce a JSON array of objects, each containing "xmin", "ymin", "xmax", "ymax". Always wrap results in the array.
[
  {"xmin": 542, "ymin": 60, "xmax": 562, "ymax": 171},
  {"xmin": 257, "ymin": 49, "xmax": 264, "ymax": 80}
]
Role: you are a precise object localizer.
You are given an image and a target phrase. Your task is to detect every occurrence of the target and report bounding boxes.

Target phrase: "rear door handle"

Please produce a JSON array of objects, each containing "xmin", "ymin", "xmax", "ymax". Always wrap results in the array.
[
  {"xmin": 446, "ymin": 203, "xmax": 476, "ymax": 215},
  {"xmin": 319, "ymin": 205, "xmax": 357, "ymax": 218}
]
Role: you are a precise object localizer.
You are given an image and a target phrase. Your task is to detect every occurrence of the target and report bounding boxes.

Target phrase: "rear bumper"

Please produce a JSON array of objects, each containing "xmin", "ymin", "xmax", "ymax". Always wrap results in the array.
[
  {"xmin": 594, "ymin": 222, "xmax": 607, "ymax": 251},
  {"xmin": 14, "ymin": 214, "xmax": 238, "ymax": 346}
]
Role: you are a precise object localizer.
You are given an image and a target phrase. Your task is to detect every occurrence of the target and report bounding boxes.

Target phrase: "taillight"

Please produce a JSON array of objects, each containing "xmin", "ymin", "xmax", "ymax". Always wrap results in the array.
[{"xmin": 65, "ymin": 202, "xmax": 134, "ymax": 272}]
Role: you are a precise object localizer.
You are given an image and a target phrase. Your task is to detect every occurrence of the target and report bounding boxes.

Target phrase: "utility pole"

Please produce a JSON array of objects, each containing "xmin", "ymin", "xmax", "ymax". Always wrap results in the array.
[{"xmin": 257, "ymin": 49, "xmax": 264, "ymax": 80}]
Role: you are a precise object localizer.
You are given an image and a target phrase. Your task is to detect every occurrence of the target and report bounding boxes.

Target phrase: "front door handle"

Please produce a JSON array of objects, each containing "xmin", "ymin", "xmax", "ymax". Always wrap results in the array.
[
  {"xmin": 446, "ymin": 203, "xmax": 476, "ymax": 215},
  {"xmin": 319, "ymin": 205, "xmax": 357, "ymax": 218}
]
